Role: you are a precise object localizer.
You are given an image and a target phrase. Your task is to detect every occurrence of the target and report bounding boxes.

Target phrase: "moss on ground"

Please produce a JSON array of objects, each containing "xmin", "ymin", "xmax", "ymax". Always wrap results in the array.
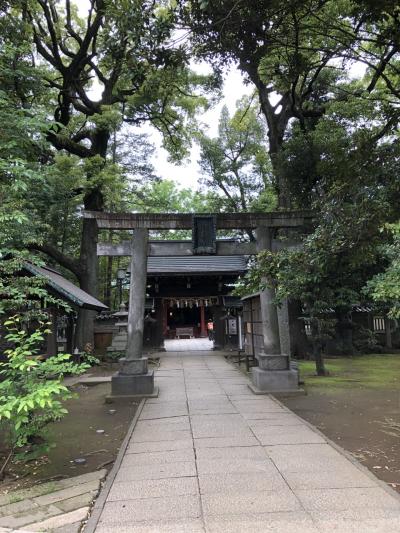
[{"xmin": 299, "ymin": 354, "xmax": 400, "ymax": 391}]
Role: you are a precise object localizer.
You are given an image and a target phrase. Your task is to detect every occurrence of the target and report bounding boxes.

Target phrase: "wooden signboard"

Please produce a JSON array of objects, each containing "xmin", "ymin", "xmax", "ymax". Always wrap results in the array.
[{"xmin": 192, "ymin": 215, "xmax": 216, "ymax": 254}]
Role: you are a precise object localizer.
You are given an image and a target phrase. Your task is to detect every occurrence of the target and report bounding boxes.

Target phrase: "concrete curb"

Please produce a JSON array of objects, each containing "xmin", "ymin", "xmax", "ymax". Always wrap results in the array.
[
  {"xmin": 83, "ymin": 398, "xmax": 145, "ymax": 533},
  {"xmin": 270, "ymin": 393, "xmax": 400, "ymax": 504}
]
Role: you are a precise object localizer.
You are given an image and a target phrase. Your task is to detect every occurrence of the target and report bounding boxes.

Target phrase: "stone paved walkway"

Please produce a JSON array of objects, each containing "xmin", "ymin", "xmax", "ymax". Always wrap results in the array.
[
  {"xmin": 93, "ymin": 352, "xmax": 400, "ymax": 533},
  {"xmin": 164, "ymin": 339, "xmax": 214, "ymax": 352}
]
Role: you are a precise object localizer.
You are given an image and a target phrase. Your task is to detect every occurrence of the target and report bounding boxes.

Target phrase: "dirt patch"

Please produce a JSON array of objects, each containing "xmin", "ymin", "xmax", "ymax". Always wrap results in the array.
[
  {"xmin": 0, "ymin": 380, "xmax": 139, "ymax": 494},
  {"xmin": 281, "ymin": 355, "xmax": 400, "ymax": 493}
]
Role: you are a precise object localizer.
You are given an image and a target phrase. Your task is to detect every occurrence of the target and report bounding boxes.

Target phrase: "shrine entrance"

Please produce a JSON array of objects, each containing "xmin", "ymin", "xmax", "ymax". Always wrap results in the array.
[
  {"xmin": 87, "ymin": 210, "xmax": 312, "ymax": 397},
  {"xmin": 143, "ymin": 254, "xmax": 248, "ymax": 351},
  {"xmin": 164, "ymin": 298, "xmax": 213, "ymax": 339}
]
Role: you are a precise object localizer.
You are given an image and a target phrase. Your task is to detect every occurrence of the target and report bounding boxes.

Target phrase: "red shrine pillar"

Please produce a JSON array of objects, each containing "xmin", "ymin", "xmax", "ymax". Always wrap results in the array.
[{"xmin": 200, "ymin": 305, "xmax": 207, "ymax": 338}]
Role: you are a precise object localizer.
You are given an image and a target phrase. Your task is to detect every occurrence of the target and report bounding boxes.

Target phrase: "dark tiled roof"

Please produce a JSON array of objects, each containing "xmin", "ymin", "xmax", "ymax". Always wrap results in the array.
[
  {"xmin": 146, "ymin": 256, "xmax": 248, "ymax": 275},
  {"xmin": 24, "ymin": 263, "xmax": 108, "ymax": 311}
]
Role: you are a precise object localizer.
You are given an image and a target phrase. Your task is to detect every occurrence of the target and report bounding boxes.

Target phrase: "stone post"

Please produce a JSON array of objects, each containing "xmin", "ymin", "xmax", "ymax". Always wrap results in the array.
[
  {"xmin": 250, "ymin": 226, "xmax": 299, "ymax": 394},
  {"xmin": 277, "ymin": 299, "xmax": 292, "ymax": 356},
  {"xmin": 111, "ymin": 229, "xmax": 156, "ymax": 398},
  {"xmin": 126, "ymin": 228, "xmax": 148, "ymax": 361},
  {"xmin": 256, "ymin": 227, "xmax": 281, "ymax": 354}
]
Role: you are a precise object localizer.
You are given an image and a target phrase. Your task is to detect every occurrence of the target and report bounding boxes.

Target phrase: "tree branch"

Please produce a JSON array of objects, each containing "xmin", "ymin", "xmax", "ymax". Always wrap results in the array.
[
  {"xmin": 28, "ymin": 243, "xmax": 82, "ymax": 282},
  {"xmin": 48, "ymin": 131, "xmax": 95, "ymax": 158}
]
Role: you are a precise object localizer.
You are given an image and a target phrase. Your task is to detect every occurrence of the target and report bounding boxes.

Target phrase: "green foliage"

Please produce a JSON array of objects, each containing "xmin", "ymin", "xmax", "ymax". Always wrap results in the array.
[
  {"xmin": 236, "ymin": 92, "xmax": 399, "ymax": 371},
  {"xmin": 182, "ymin": 0, "xmax": 400, "ymax": 208},
  {"xmin": 0, "ymin": 79, "xmax": 71, "ymax": 319},
  {"xmin": 366, "ymin": 224, "xmax": 400, "ymax": 318},
  {"xmin": 197, "ymin": 97, "xmax": 276, "ymax": 213},
  {"xmin": 242, "ymin": 91, "xmax": 399, "ymax": 308},
  {"xmin": 132, "ymin": 179, "xmax": 216, "ymax": 239},
  {"xmin": 0, "ymin": 317, "xmax": 89, "ymax": 457},
  {"xmin": 103, "ymin": 350, "xmax": 126, "ymax": 362},
  {"xmin": 134, "ymin": 179, "xmax": 213, "ymax": 214},
  {"xmin": 0, "ymin": 2, "xmax": 219, "ymax": 330}
]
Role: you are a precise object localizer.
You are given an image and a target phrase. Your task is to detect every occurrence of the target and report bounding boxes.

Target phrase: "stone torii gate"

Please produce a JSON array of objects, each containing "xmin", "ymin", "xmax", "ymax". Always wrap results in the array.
[{"xmin": 85, "ymin": 211, "xmax": 312, "ymax": 397}]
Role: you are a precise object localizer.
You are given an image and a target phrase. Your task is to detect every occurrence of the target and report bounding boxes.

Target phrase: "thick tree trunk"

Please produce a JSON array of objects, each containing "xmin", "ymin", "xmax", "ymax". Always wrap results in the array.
[
  {"xmin": 75, "ymin": 217, "xmax": 100, "ymax": 350},
  {"xmin": 335, "ymin": 308, "xmax": 354, "ymax": 355},
  {"xmin": 270, "ymin": 155, "xmax": 292, "ymax": 209},
  {"xmin": 74, "ymin": 131, "xmax": 109, "ymax": 349},
  {"xmin": 314, "ymin": 344, "xmax": 327, "ymax": 376},
  {"xmin": 256, "ymin": 83, "xmax": 292, "ymax": 209},
  {"xmin": 311, "ymin": 320, "xmax": 328, "ymax": 376}
]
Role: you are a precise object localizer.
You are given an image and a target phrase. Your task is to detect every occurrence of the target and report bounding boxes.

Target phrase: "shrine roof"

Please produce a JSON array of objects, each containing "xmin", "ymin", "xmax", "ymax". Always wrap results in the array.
[
  {"xmin": 146, "ymin": 255, "xmax": 248, "ymax": 275},
  {"xmin": 23, "ymin": 263, "xmax": 108, "ymax": 311}
]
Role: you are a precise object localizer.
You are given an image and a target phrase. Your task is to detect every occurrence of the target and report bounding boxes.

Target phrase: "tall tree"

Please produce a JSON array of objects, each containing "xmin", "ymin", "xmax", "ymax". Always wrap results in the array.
[
  {"xmin": 180, "ymin": 0, "xmax": 400, "ymax": 207},
  {"xmin": 7, "ymin": 0, "xmax": 215, "ymax": 346},
  {"xmin": 197, "ymin": 97, "xmax": 276, "ymax": 219},
  {"xmin": 239, "ymin": 94, "xmax": 400, "ymax": 370}
]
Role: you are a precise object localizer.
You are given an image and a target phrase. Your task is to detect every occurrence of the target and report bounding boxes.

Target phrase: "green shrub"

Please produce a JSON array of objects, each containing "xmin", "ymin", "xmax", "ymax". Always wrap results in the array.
[{"xmin": 0, "ymin": 316, "xmax": 90, "ymax": 467}]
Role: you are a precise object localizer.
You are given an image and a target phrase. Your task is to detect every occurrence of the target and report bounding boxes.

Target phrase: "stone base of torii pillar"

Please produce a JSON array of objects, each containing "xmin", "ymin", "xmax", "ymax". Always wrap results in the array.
[
  {"xmin": 249, "ymin": 353, "xmax": 299, "ymax": 395},
  {"xmin": 110, "ymin": 357, "xmax": 157, "ymax": 399}
]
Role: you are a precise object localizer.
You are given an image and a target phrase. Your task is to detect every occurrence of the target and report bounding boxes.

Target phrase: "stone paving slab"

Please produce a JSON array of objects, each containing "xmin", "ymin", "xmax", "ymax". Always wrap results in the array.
[
  {"xmin": 115, "ymin": 461, "xmax": 197, "ymax": 482},
  {"xmin": 204, "ymin": 511, "xmax": 320, "ymax": 533},
  {"xmin": 139, "ymin": 404, "xmax": 188, "ymax": 420},
  {"xmin": 91, "ymin": 350, "xmax": 400, "ymax": 532},
  {"xmin": 199, "ymin": 471, "xmax": 287, "ymax": 494},
  {"xmin": 0, "ymin": 502, "xmax": 38, "ymax": 520},
  {"xmin": 0, "ymin": 505, "xmax": 64, "ymax": 530},
  {"xmin": 190, "ymin": 414, "xmax": 253, "ymax": 439},
  {"xmin": 246, "ymin": 413, "xmax": 305, "ymax": 425},
  {"xmin": 265, "ymin": 443, "xmax": 353, "ymax": 472},
  {"xmin": 201, "ymin": 490, "xmax": 302, "ymax": 515},
  {"xmin": 121, "ymin": 448, "xmax": 195, "ymax": 465},
  {"xmin": 253, "ymin": 425, "xmax": 326, "ymax": 445},
  {"xmin": 130, "ymin": 429, "xmax": 192, "ymax": 442},
  {"xmin": 126, "ymin": 438, "xmax": 193, "ymax": 454},
  {"xmin": 195, "ymin": 445, "xmax": 266, "ymax": 460},
  {"xmin": 99, "ymin": 495, "xmax": 201, "ymax": 525},
  {"xmin": 193, "ymin": 435, "xmax": 260, "ymax": 448},
  {"xmin": 295, "ymin": 486, "xmax": 400, "ymax": 512},
  {"xmin": 0, "ymin": 470, "xmax": 106, "ymax": 532},
  {"xmin": 95, "ymin": 518, "xmax": 206, "ymax": 533},
  {"xmin": 27, "ymin": 507, "xmax": 90, "ymax": 532},
  {"xmin": 56, "ymin": 492, "xmax": 95, "ymax": 514},
  {"xmin": 197, "ymin": 457, "xmax": 277, "ymax": 475},
  {"xmin": 107, "ymin": 477, "xmax": 198, "ymax": 501},
  {"xmin": 282, "ymin": 468, "xmax": 377, "ymax": 490},
  {"xmin": 134, "ymin": 418, "xmax": 190, "ymax": 432},
  {"xmin": 33, "ymin": 480, "xmax": 100, "ymax": 506},
  {"xmin": 0, "ymin": 471, "xmax": 107, "ymax": 507}
]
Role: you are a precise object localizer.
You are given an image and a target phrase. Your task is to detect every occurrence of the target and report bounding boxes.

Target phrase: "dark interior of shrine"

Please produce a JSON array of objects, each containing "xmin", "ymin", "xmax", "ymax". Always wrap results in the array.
[{"xmin": 167, "ymin": 305, "xmax": 212, "ymax": 329}]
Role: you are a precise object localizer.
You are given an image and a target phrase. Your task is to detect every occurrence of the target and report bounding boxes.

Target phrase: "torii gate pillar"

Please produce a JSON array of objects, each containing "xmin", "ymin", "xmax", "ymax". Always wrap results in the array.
[
  {"xmin": 249, "ymin": 226, "xmax": 299, "ymax": 394},
  {"xmin": 111, "ymin": 229, "xmax": 157, "ymax": 398}
]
